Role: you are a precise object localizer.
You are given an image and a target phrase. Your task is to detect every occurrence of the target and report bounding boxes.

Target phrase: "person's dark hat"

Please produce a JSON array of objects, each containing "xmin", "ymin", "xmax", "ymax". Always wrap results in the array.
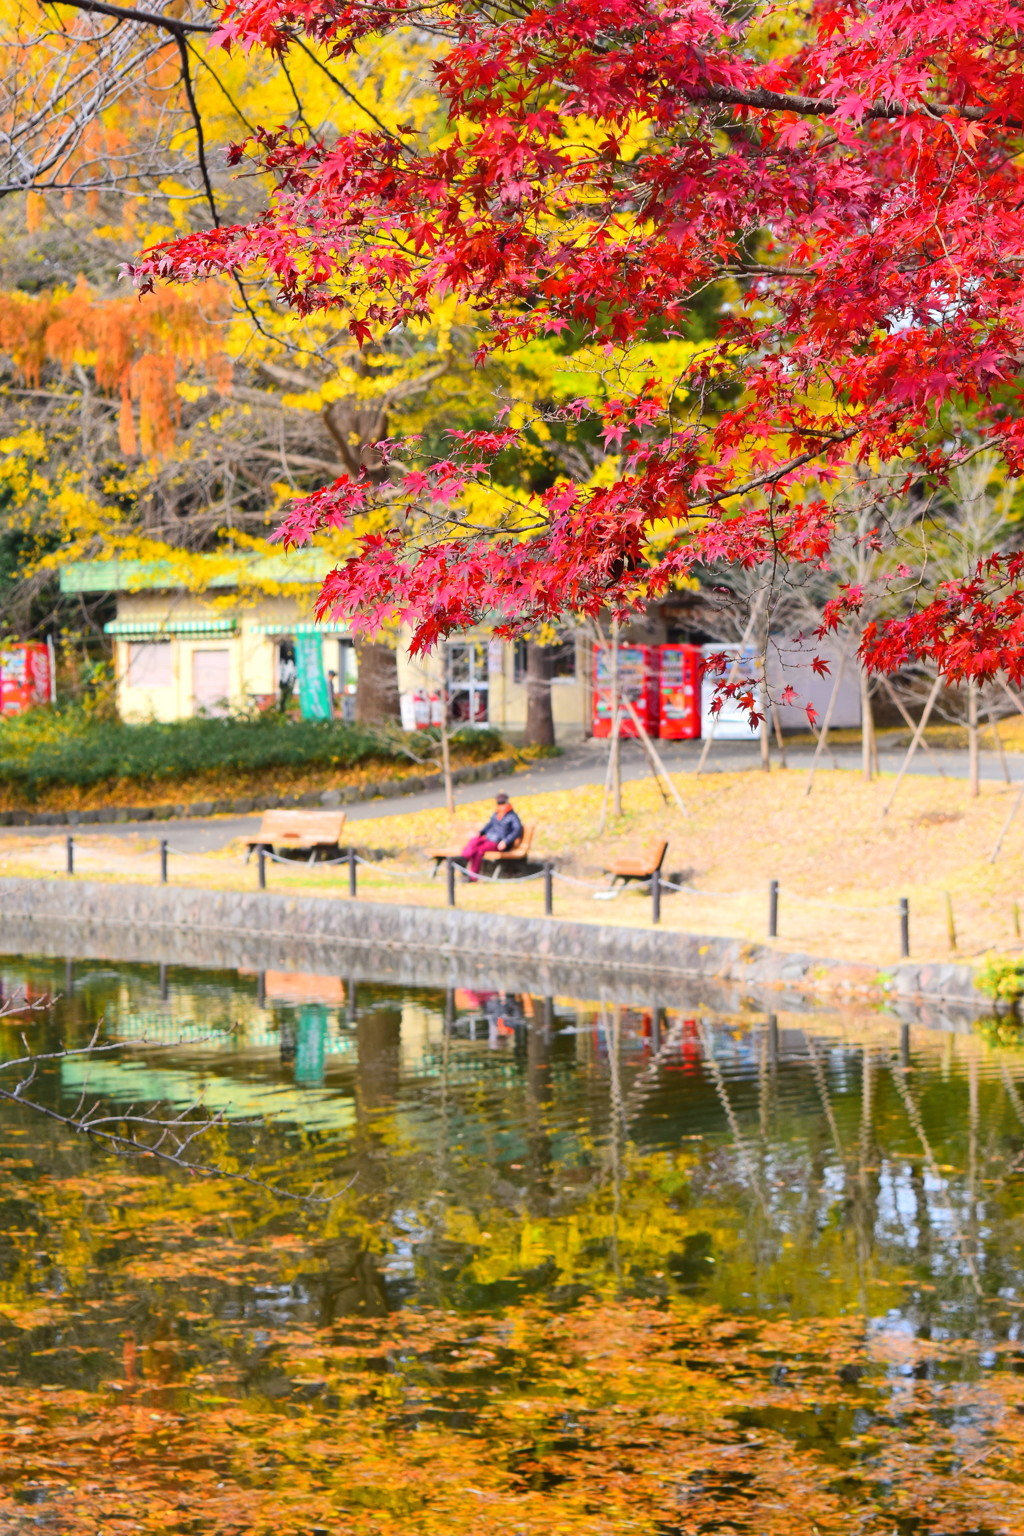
[{"xmin": 495, "ymin": 792, "xmax": 510, "ymax": 803}]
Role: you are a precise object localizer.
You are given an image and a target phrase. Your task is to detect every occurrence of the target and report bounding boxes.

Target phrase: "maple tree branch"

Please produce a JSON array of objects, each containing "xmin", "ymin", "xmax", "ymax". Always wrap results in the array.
[
  {"xmin": 49, "ymin": 0, "xmax": 216, "ymax": 34},
  {"xmin": 0, "ymin": 1004, "xmax": 337, "ymax": 1204},
  {"xmin": 291, "ymin": 37, "xmax": 404, "ymax": 143},
  {"xmin": 187, "ymin": 40, "xmax": 258, "ymax": 135},
  {"xmin": 174, "ymin": 30, "xmax": 220, "ymax": 227},
  {"xmin": 689, "ymin": 426, "xmax": 861, "ymax": 509},
  {"xmin": 0, "ymin": 1080, "xmax": 336, "ymax": 1203},
  {"xmin": 701, "ymin": 83, "xmax": 1021, "ymax": 130}
]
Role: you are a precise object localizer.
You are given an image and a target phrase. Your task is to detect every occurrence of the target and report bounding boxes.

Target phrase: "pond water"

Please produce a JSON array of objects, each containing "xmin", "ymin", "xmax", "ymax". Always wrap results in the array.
[{"xmin": 1, "ymin": 952, "xmax": 1024, "ymax": 1533}]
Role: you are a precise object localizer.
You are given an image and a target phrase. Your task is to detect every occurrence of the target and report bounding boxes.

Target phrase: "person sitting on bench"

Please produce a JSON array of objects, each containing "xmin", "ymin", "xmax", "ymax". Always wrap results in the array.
[{"xmin": 460, "ymin": 792, "xmax": 523, "ymax": 880}]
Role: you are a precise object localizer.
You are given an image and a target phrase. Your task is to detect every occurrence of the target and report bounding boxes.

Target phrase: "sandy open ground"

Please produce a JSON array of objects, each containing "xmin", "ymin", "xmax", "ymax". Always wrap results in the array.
[{"xmin": 3, "ymin": 764, "xmax": 1024, "ymax": 972}]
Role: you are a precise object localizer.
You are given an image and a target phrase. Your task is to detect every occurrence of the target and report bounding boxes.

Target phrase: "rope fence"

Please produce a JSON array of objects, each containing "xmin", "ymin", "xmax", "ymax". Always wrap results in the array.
[{"xmin": 56, "ymin": 831, "xmax": 923, "ymax": 957}]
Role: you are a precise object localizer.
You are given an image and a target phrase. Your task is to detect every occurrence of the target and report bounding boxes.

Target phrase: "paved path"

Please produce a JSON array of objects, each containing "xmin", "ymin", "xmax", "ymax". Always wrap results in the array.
[{"xmin": 0, "ymin": 736, "xmax": 1016, "ymax": 854}]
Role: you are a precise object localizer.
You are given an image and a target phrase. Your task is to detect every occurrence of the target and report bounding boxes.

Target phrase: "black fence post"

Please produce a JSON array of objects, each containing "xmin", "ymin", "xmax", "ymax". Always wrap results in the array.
[
  {"xmin": 544, "ymin": 860, "xmax": 553, "ymax": 917},
  {"xmin": 66, "ymin": 835, "xmax": 74, "ymax": 876},
  {"xmin": 651, "ymin": 866, "xmax": 661, "ymax": 925},
  {"xmin": 258, "ymin": 847, "xmax": 266, "ymax": 890},
  {"xmin": 768, "ymin": 878, "xmax": 778, "ymax": 938},
  {"xmin": 899, "ymin": 896, "xmax": 910, "ymax": 958},
  {"xmin": 446, "ymin": 856, "xmax": 457, "ymax": 907},
  {"xmin": 348, "ymin": 845, "xmax": 357, "ymax": 898},
  {"xmin": 160, "ymin": 839, "xmax": 168, "ymax": 885}
]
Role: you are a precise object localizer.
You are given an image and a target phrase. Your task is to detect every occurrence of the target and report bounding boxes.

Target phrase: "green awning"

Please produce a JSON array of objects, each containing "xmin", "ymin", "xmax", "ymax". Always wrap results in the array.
[
  {"xmin": 249, "ymin": 622, "xmax": 350, "ymax": 635},
  {"xmin": 104, "ymin": 619, "xmax": 238, "ymax": 638}
]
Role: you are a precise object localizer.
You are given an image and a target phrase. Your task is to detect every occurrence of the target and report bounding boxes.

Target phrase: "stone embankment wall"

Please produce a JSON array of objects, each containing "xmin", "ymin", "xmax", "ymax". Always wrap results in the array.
[{"xmin": 0, "ymin": 875, "xmax": 988, "ymax": 1018}]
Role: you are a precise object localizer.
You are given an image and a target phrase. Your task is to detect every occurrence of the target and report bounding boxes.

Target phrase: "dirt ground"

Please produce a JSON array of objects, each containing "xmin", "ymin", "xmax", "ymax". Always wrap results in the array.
[{"xmin": 5, "ymin": 763, "xmax": 1024, "ymax": 975}]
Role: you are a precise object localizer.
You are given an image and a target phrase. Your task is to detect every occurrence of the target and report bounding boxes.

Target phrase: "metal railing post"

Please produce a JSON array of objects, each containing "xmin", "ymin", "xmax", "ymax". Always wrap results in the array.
[
  {"xmin": 66, "ymin": 835, "xmax": 74, "ymax": 876},
  {"xmin": 899, "ymin": 896, "xmax": 910, "ymax": 958},
  {"xmin": 768, "ymin": 878, "xmax": 778, "ymax": 938},
  {"xmin": 544, "ymin": 860, "xmax": 553, "ymax": 917},
  {"xmin": 651, "ymin": 866, "xmax": 661, "ymax": 925},
  {"xmin": 446, "ymin": 856, "xmax": 456, "ymax": 907},
  {"xmin": 258, "ymin": 847, "xmax": 266, "ymax": 890},
  {"xmin": 160, "ymin": 838, "xmax": 168, "ymax": 885},
  {"xmin": 348, "ymin": 845, "xmax": 357, "ymax": 898}
]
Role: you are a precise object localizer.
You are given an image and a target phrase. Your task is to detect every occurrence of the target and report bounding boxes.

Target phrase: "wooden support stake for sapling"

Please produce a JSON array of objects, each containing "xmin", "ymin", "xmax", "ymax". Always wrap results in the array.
[
  {"xmin": 945, "ymin": 891, "xmax": 957, "ymax": 952},
  {"xmin": 696, "ymin": 602, "xmax": 761, "ymax": 776},
  {"xmin": 878, "ymin": 674, "xmax": 946, "ymax": 776},
  {"xmin": 1015, "ymin": 902, "xmax": 1021, "ymax": 940},
  {"xmin": 771, "ymin": 699, "xmax": 788, "ymax": 767},
  {"xmin": 618, "ymin": 689, "xmax": 689, "ymax": 820},
  {"xmin": 989, "ymin": 781, "xmax": 1024, "ymax": 864},
  {"xmin": 439, "ymin": 681, "xmax": 454, "ymax": 815},
  {"xmin": 967, "ymin": 681, "xmax": 980, "ymax": 799},
  {"xmin": 986, "ymin": 698, "xmax": 1011, "ymax": 785},
  {"xmin": 882, "ymin": 674, "xmax": 943, "ymax": 817},
  {"xmin": 596, "ymin": 697, "xmax": 621, "ymax": 837},
  {"xmin": 610, "ymin": 617, "xmax": 622, "ymax": 817},
  {"xmin": 805, "ymin": 648, "xmax": 849, "ymax": 797}
]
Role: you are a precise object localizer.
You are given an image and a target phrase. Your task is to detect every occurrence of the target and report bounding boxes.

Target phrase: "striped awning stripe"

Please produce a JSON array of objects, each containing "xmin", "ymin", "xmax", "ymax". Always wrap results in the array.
[
  {"xmin": 249, "ymin": 622, "xmax": 350, "ymax": 635},
  {"xmin": 104, "ymin": 619, "xmax": 238, "ymax": 637}
]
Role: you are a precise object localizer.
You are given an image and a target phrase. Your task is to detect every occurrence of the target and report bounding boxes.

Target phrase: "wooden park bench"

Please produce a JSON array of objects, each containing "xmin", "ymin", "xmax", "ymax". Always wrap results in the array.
[
  {"xmin": 245, "ymin": 809, "xmax": 347, "ymax": 864},
  {"xmin": 604, "ymin": 836, "xmax": 668, "ymax": 889},
  {"xmin": 427, "ymin": 823, "xmax": 536, "ymax": 877}
]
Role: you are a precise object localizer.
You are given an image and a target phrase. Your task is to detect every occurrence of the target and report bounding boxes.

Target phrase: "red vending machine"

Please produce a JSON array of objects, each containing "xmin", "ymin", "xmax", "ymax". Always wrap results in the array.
[
  {"xmin": 592, "ymin": 644, "xmax": 660, "ymax": 737},
  {"xmin": 0, "ymin": 642, "xmax": 53, "ymax": 717},
  {"xmin": 658, "ymin": 644, "xmax": 702, "ymax": 739}
]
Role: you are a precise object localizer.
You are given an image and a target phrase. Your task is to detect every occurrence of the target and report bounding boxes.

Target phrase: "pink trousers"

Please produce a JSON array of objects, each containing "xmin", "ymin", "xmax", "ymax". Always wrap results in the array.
[{"xmin": 460, "ymin": 835, "xmax": 500, "ymax": 876}]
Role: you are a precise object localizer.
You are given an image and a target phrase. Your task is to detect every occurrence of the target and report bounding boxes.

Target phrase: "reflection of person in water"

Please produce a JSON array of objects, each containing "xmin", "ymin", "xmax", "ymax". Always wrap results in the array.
[{"xmin": 484, "ymin": 992, "xmax": 525, "ymax": 1048}]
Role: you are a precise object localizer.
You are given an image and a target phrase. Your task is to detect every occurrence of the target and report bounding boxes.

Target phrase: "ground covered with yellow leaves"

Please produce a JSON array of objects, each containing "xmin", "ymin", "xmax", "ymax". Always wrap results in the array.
[{"xmin": 5, "ymin": 764, "xmax": 1024, "ymax": 972}]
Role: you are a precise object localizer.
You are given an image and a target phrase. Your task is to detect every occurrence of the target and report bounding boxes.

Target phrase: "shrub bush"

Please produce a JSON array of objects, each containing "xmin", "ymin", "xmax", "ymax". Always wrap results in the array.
[
  {"xmin": 0, "ymin": 707, "xmax": 504, "ymax": 795},
  {"xmin": 975, "ymin": 953, "xmax": 1024, "ymax": 1005}
]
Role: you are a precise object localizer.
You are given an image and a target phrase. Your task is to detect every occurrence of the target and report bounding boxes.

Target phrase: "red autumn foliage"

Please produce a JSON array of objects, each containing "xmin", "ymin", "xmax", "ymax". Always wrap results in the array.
[{"xmin": 132, "ymin": 0, "xmax": 1024, "ymax": 672}]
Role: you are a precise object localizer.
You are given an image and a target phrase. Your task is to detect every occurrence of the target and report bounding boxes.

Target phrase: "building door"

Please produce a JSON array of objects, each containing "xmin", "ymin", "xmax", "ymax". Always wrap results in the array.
[
  {"xmin": 446, "ymin": 640, "xmax": 488, "ymax": 723},
  {"xmin": 192, "ymin": 649, "xmax": 231, "ymax": 716}
]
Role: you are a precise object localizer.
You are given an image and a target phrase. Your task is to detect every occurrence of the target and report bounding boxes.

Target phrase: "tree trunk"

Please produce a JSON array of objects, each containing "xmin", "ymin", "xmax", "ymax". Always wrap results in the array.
[
  {"xmin": 860, "ymin": 663, "xmax": 875, "ymax": 781},
  {"xmin": 355, "ymin": 640, "xmax": 400, "ymax": 725},
  {"xmin": 610, "ymin": 620, "xmax": 622, "ymax": 816},
  {"xmin": 524, "ymin": 642, "xmax": 555, "ymax": 748}
]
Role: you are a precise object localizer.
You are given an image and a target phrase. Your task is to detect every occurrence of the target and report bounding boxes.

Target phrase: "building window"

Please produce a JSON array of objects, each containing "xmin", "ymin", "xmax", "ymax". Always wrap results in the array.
[
  {"xmin": 126, "ymin": 641, "xmax": 172, "ymax": 688},
  {"xmin": 513, "ymin": 639, "xmax": 577, "ymax": 684},
  {"xmin": 446, "ymin": 640, "xmax": 489, "ymax": 722}
]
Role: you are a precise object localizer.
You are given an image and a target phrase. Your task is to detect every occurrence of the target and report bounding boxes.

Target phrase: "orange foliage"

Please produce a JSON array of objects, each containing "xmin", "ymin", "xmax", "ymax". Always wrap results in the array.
[{"xmin": 0, "ymin": 276, "xmax": 233, "ymax": 458}]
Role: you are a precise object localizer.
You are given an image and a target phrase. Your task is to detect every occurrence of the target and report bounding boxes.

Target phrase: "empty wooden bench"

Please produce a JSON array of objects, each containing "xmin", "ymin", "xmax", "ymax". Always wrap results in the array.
[
  {"xmin": 245, "ymin": 809, "xmax": 347, "ymax": 863},
  {"xmin": 427, "ymin": 824, "xmax": 536, "ymax": 876},
  {"xmin": 604, "ymin": 836, "xmax": 668, "ymax": 888}
]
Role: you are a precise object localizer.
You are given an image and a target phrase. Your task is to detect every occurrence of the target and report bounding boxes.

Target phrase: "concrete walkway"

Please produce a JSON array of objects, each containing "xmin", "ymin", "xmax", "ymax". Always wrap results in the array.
[{"xmin": 0, "ymin": 734, "xmax": 1016, "ymax": 854}]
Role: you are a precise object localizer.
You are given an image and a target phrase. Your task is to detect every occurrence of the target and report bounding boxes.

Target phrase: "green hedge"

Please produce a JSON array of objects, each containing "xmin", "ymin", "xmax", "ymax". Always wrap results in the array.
[{"xmin": 0, "ymin": 709, "xmax": 503, "ymax": 793}]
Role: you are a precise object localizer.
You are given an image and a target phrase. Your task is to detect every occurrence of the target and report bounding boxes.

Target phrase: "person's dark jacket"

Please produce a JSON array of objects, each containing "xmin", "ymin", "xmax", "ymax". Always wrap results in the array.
[{"xmin": 479, "ymin": 806, "xmax": 523, "ymax": 848}]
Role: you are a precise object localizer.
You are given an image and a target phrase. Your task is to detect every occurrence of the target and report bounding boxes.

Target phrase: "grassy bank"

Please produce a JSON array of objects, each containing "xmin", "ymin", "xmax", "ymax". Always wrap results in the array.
[{"xmin": 0, "ymin": 709, "xmax": 507, "ymax": 811}]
